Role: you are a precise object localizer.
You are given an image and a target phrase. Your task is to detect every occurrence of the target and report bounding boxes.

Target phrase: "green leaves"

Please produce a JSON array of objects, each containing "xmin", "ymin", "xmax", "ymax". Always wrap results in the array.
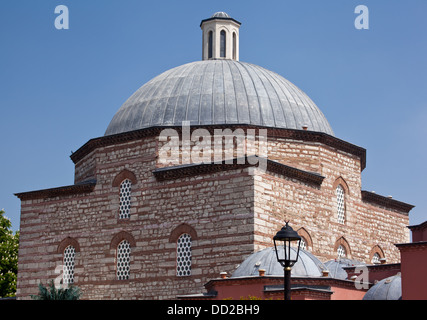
[
  {"xmin": 0, "ymin": 209, "xmax": 19, "ymax": 298},
  {"xmin": 31, "ymin": 280, "xmax": 82, "ymax": 300}
]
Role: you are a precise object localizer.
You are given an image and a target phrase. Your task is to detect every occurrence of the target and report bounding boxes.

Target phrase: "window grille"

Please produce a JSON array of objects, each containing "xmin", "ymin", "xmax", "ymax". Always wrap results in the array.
[
  {"xmin": 176, "ymin": 233, "xmax": 192, "ymax": 276},
  {"xmin": 119, "ymin": 179, "xmax": 132, "ymax": 219},
  {"xmin": 337, "ymin": 245, "xmax": 346, "ymax": 259},
  {"xmin": 372, "ymin": 253, "xmax": 380, "ymax": 264},
  {"xmin": 336, "ymin": 185, "xmax": 345, "ymax": 224},
  {"xmin": 299, "ymin": 238, "xmax": 307, "ymax": 251},
  {"xmin": 117, "ymin": 240, "xmax": 131, "ymax": 280},
  {"xmin": 63, "ymin": 245, "xmax": 76, "ymax": 284}
]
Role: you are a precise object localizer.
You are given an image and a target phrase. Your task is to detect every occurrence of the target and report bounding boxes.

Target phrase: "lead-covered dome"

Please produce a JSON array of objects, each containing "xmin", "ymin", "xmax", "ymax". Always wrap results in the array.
[
  {"xmin": 363, "ymin": 274, "xmax": 402, "ymax": 300},
  {"xmin": 104, "ymin": 60, "xmax": 334, "ymax": 136},
  {"xmin": 231, "ymin": 247, "xmax": 327, "ymax": 278}
]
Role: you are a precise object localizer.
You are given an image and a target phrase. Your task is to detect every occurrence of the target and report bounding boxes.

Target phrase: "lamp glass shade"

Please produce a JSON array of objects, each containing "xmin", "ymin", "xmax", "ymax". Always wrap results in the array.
[{"xmin": 273, "ymin": 222, "xmax": 301, "ymax": 268}]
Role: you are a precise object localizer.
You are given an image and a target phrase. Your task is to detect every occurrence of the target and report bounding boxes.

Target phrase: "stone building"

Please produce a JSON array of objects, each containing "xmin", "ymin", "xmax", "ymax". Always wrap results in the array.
[{"xmin": 15, "ymin": 12, "xmax": 413, "ymax": 300}]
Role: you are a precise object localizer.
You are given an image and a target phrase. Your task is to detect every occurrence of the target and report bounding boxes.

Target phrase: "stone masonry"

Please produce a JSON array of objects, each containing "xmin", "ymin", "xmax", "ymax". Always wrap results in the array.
[{"xmin": 15, "ymin": 126, "xmax": 412, "ymax": 299}]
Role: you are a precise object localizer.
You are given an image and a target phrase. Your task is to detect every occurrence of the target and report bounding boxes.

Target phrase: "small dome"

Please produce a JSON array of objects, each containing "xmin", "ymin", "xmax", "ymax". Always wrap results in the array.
[
  {"xmin": 231, "ymin": 247, "xmax": 327, "ymax": 278},
  {"xmin": 363, "ymin": 274, "xmax": 402, "ymax": 300},
  {"xmin": 211, "ymin": 12, "xmax": 230, "ymax": 18},
  {"xmin": 324, "ymin": 258, "xmax": 366, "ymax": 280}
]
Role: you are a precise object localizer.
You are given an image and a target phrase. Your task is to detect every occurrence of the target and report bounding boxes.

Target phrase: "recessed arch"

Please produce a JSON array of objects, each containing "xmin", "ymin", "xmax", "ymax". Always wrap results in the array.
[
  {"xmin": 110, "ymin": 231, "xmax": 136, "ymax": 249},
  {"xmin": 169, "ymin": 223, "xmax": 198, "ymax": 243},
  {"xmin": 332, "ymin": 176, "xmax": 350, "ymax": 195},
  {"xmin": 112, "ymin": 169, "xmax": 137, "ymax": 187},
  {"xmin": 57, "ymin": 237, "xmax": 80, "ymax": 254},
  {"xmin": 297, "ymin": 227, "xmax": 313, "ymax": 249},
  {"xmin": 334, "ymin": 236, "xmax": 352, "ymax": 259},
  {"xmin": 369, "ymin": 245, "xmax": 385, "ymax": 263}
]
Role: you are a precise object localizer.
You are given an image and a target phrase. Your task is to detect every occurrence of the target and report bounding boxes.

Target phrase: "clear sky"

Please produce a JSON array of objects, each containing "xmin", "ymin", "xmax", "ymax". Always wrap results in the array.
[{"xmin": 1, "ymin": 0, "xmax": 426, "ymax": 232}]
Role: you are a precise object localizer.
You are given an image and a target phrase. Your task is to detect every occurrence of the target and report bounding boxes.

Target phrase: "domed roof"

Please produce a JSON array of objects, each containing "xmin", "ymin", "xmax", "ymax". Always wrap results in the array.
[
  {"xmin": 105, "ymin": 60, "xmax": 334, "ymax": 136},
  {"xmin": 211, "ymin": 11, "xmax": 230, "ymax": 18},
  {"xmin": 324, "ymin": 258, "xmax": 366, "ymax": 280},
  {"xmin": 231, "ymin": 247, "xmax": 327, "ymax": 278},
  {"xmin": 363, "ymin": 274, "xmax": 402, "ymax": 300}
]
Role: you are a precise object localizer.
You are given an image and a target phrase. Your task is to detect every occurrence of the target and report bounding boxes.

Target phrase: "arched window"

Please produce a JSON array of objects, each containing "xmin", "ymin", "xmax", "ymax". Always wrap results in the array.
[
  {"xmin": 63, "ymin": 245, "xmax": 76, "ymax": 284},
  {"xmin": 176, "ymin": 233, "xmax": 192, "ymax": 276},
  {"xmin": 208, "ymin": 31, "xmax": 213, "ymax": 59},
  {"xmin": 220, "ymin": 30, "xmax": 226, "ymax": 58},
  {"xmin": 336, "ymin": 185, "xmax": 346, "ymax": 224},
  {"xmin": 369, "ymin": 245, "xmax": 385, "ymax": 264},
  {"xmin": 337, "ymin": 245, "xmax": 346, "ymax": 259},
  {"xmin": 232, "ymin": 32, "xmax": 236, "ymax": 60},
  {"xmin": 119, "ymin": 179, "xmax": 132, "ymax": 219},
  {"xmin": 296, "ymin": 227, "xmax": 313, "ymax": 251},
  {"xmin": 116, "ymin": 240, "xmax": 131, "ymax": 280}
]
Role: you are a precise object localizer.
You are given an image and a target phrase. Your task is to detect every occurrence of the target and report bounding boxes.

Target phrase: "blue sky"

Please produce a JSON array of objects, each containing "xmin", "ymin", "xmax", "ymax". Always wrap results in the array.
[{"xmin": 1, "ymin": 0, "xmax": 426, "ymax": 232}]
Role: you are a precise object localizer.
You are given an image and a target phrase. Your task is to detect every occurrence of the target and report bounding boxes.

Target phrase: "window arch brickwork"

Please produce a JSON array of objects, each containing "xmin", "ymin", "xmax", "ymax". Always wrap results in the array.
[
  {"xmin": 332, "ymin": 176, "xmax": 350, "ymax": 194},
  {"xmin": 169, "ymin": 223, "xmax": 198, "ymax": 243},
  {"xmin": 110, "ymin": 231, "xmax": 136, "ymax": 249},
  {"xmin": 297, "ymin": 227, "xmax": 313, "ymax": 250},
  {"xmin": 369, "ymin": 245, "xmax": 385, "ymax": 263},
  {"xmin": 334, "ymin": 237, "xmax": 352, "ymax": 259},
  {"xmin": 57, "ymin": 237, "xmax": 80, "ymax": 254},
  {"xmin": 112, "ymin": 169, "xmax": 137, "ymax": 187}
]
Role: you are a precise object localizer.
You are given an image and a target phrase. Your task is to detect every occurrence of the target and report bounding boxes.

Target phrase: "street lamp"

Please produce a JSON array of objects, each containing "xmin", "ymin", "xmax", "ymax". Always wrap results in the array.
[{"xmin": 273, "ymin": 221, "xmax": 301, "ymax": 300}]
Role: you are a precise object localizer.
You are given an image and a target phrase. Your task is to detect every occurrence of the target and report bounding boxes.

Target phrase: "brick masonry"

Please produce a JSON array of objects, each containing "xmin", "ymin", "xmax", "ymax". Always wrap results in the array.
[{"xmin": 15, "ymin": 127, "xmax": 411, "ymax": 299}]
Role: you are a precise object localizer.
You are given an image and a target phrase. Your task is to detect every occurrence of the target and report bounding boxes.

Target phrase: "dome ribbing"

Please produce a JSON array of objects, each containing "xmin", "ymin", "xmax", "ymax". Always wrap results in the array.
[{"xmin": 105, "ymin": 60, "xmax": 334, "ymax": 136}]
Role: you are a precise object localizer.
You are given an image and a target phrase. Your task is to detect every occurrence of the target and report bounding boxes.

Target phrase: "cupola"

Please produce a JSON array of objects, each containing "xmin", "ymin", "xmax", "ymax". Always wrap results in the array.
[{"xmin": 200, "ymin": 12, "xmax": 241, "ymax": 61}]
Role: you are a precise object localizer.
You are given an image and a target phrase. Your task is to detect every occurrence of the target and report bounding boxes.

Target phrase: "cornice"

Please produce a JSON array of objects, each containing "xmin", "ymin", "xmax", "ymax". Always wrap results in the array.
[
  {"xmin": 70, "ymin": 125, "xmax": 366, "ymax": 170},
  {"xmin": 361, "ymin": 190, "xmax": 414, "ymax": 214},
  {"xmin": 15, "ymin": 180, "xmax": 96, "ymax": 201},
  {"xmin": 153, "ymin": 156, "xmax": 325, "ymax": 187}
]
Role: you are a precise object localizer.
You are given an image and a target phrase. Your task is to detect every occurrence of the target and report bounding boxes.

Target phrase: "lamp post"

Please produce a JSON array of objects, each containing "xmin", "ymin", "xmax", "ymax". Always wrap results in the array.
[{"xmin": 273, "ymin": 221, "xmax": 301, "ymax": 300}]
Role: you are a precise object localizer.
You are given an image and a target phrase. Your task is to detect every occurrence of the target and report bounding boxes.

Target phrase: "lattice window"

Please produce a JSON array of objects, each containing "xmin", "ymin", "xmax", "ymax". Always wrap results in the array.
[
  {"xmin": 337, "ymin": 245, "xmax": 346, "ymax": 259},
  {"xmin": 63, "ymin": 245, "xmax": 76, "ymax": 285},
  {"xmin": 372, "ymin": 253, "xmax": 380, "ymax": 264},
  {"xmin": 299, "ymin": 238, "xmax": 307, "ymax": 251},
  {"xmin": 176, "ymin": 233, "xmax": 192, "ymax": 277},
  {"xmin": 117, "ymin": 240, "xmax": 131, "ymax": 280},
  {"xmin": 336, "ymin": 185, "xmax": 345, "ymax": 224},
  {"xmin": 119, "ymin": 179, "xmax": 132, "ymax": 219}
]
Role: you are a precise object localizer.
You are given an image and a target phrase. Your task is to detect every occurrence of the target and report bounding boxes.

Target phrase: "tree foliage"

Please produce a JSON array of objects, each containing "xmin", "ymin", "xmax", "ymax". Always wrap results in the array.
[
  {"xmin": 0, "ymin": 209, "xmax": 19, "ymax": 298},
  {"xmin": 31, "ymin": 280, "xmax": 82, "ymax": 300}
]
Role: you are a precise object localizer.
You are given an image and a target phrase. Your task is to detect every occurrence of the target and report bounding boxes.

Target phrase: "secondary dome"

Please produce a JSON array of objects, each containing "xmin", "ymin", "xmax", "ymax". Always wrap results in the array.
[
  {"xmin": 363, "ymin": 274, "xmax": 402, "ymax": 300},
  {"xmin": 105, "ymin": 60, "xmax": 334, "ymax": 136},
  {"xmin": 231, "ymin": 247, "xmax": 327, "ymax": 278},
  {"xmin": 324, "ymin": 258, "xmax": 366, "ymax": 280}
]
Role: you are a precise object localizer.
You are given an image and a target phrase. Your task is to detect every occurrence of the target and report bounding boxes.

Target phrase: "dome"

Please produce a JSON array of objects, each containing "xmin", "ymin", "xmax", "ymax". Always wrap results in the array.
[
  {"xmin": 363, "ymin": 274, "xmax": 402, "ymax": 300},
  {"xmin": 211, "ymin": 12, "xmax": 230, "ymax": 18},
  {"xmin": 324, "ymin": 258, "xmax": 366, "ymax": 280},
  {"xmin": 105, "ymin": 60, "xmax": 334, "ymax": 136},
  {"xmin": 231, "ymin": 247, "xmax": 327, "ymax": 278}
]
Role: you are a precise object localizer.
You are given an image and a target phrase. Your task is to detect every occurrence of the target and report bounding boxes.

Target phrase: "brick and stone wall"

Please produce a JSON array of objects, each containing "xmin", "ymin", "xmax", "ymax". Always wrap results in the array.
[{"xmin": 15, "ymin": 127, "xmax": 411, "ymax": 299}]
